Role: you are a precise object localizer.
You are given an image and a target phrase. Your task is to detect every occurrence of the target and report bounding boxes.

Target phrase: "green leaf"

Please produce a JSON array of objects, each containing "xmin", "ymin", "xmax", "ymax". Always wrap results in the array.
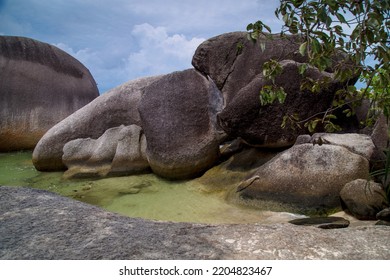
[
  {"xmin": 299, "ymin": 41, "xmax": 307, "ymax": 56},
  {"xmin": 336, "ymin": 12, "xmax": 347, "ymax": 24},
  {"xmin": 298, "ymin": 63, "xmax": 308, "ymax": 75}
]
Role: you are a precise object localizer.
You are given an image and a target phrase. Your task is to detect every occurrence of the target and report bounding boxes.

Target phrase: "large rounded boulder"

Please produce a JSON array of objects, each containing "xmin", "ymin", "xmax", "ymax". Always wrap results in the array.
[
  {"xmin": 230, "ymin": 137, "xmax": 371, "ymax": 214},
  {"xmin": 32, "ymin": 75, "xmax": 161, "ymax": 171},
  {"xmin": 192, "ymin": 32, "xmax": 357, "ymax": 147},
  {"xmin": 0, "ymin": 36, "xmax": 99, "ymax": 151},
  {"xmin": 138, "ymin": 69, "xmax": 223, "ymax": 179},
  {"xmin": 192, "ymin": 32, "xmax": 306, "ymax": 104},
  {"xmin": 217, "ymin": 60, "xmax": 342, "ymax": 147}
]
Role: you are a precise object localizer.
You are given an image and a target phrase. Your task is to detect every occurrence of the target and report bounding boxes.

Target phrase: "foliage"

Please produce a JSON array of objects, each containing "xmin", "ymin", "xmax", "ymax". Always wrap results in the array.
[
  {"xmin": 247, "ymin": 0, "xmax": 389, "ymax": 130},
  {"xmin": 248, "ymin": 0, "xmax": 390, "ymax": 194}
]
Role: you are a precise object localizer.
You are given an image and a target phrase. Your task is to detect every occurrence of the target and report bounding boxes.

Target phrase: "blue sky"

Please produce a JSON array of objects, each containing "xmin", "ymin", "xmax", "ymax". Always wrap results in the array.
[{"xmin": 0, "ymin": 0, "xmax": 282, "ymax": 93}]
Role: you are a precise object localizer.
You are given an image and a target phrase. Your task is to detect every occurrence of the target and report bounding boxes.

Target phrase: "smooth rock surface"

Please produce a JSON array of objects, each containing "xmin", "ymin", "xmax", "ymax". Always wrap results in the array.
[
  {"xmin": 1, "ymin": 186, "xmax": 390, "ymax": 260},
  {"xmin": 0, "ymin": 36, "xmax": 99, "ymax": 151},
  {"xmin": 139, "ymin": 69, "xmax": 223, "ymax": 179},
  {"xmin": 62, "ymin": 125, "xmax": 149, "ymax": 178},
  {"xmin": 32, "ymin": 75, "xmax": 161, "ymax": 171},
  {"xmin": 340, "ymin": 179, "xmax": 388, "ymax": 220},
  {"xmin": 216, "ymin": 60, "xmax": 342, "ymax": 147},
  {"xmin": 298, "ymin": 133, "xmax": 376, "ymax": 160},
  {"xmin": 192, "ymin": 32, "xmax": 306, "ymax": 104},
  {"xmin": 231, "ymin": 143, "xmax": 370, "ymax": 213}
]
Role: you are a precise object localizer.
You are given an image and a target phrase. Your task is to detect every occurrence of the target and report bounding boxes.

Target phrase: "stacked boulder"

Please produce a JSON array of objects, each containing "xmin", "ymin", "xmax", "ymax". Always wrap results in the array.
[
  {"xmin": 31, "ymin": 31, "xmax": 388, "ymax": 219},
  {"xmin": 229, "ymin": 133, "xmax": 387, "ymax": 214}
]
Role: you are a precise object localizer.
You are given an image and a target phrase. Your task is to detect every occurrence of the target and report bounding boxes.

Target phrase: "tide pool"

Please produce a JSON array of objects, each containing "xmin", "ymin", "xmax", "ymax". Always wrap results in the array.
[{"xmin": 0, "ymin": 151, "xmax": 303, "ymax": 224}]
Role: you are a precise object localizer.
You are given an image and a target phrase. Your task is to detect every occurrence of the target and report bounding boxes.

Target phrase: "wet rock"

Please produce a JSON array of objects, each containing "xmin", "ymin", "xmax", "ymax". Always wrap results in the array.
[
  {"xmin": 289, "ymin": 217, "xmax": 350, "ymax": 229},
  {"xmin": 139, "ymin": 69, "xmax": 223, "ymax": 179},
  {"xmin": 0, "ymin": 36, "xmax": 99, "ymax": 151},
  {"xmin": 340, "ymin": 179, "xmax": 389, "ymax": 220},
  {"xmin": 194, "ymin": 147, "xmax": 279, "ymax": 192}
]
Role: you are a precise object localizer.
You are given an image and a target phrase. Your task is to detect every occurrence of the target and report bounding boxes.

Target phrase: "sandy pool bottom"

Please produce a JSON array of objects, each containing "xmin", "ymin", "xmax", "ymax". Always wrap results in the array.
[{"xmin": 0, "ymin": 151, "xmax": 305, "ymax": 224}]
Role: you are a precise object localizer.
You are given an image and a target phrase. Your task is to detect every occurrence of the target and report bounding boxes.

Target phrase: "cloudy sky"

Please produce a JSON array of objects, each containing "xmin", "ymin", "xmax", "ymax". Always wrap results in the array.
[{"xmin": 0, "ymin": 0, "xmax": 282, "ymax": 93}]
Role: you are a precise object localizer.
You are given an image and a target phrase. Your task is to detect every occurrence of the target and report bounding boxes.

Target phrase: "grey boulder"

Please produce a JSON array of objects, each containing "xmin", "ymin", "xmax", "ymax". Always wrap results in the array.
[
  {"xmin": 62, "ymin": 125, "xmax": 149, "ymax": 178},
  {"xmin": 217, "ymin": 60, "xmax": 342, "ymax": 147},
  {"xmin": 32, "ymin": 75, "xmax": 161, "ymax": 171},
  {"xmin": 192, "ymin": 32, "xmax": 306, "ymax": 104},
  {"xmin": 231, "ymin": 143, "xmax": 370, "ymax": 213},
  {"xmin": 138, "ymin": 69, "xmax": 223, "ymax": 179},
  {"xmin": 0, "ymin": 36, "xmax": 99, "ymax": 151},
  {"xmin": 340, "ymin": 179, "xmax": 389, "ymax": 220},
  {"xmin": 1, "ymin": 186, "xmax": 390, "ymax": 260}
]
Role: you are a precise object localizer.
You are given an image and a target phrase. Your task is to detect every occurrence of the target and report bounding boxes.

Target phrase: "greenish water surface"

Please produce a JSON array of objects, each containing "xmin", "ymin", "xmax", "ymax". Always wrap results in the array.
[{"xmin": 0, "ymin": 151, "xmax": 302, "ymax": 224}]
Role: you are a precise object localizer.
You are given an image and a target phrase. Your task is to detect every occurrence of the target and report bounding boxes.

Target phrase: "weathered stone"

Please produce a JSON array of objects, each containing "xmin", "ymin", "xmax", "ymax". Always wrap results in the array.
[
  {"xmin": 216, "ymin": 60, "xmax": 342, "ymax": 147},
  {"xmin": 288, "ymin": 217, "xmax": 350, "ymax": 229},
  {"xmin": 195, "ymin": 147, "xmax": 279, "ymax": 193},
  {"xmin": 110, "ymin": 125, "xmax": 149, "ymax": 175},
  {"xmin": 340, "ymin": 179, "xmax": 389, "ymax": 220},
  {"xmin": 62, "ymin": 125, "xmax": 149, "ymax": 178},
  {"xmin": 0, "ymin": 36, "xmax": 99, "ymax": 151},
  {"xmin": 32, "ymin": 75, "xmax": 162, "ymax": 171},
  {"xmin": 192, "ymin": 32, "xmax": 306, "ymax": 104},
  {"xmin": 301, "ymin": 133, "xmax": 376, "ymax": 160},
  {"xmin": 1, "ymin": 186, "xmax": 390, "ymax": 260},
  {"xmin": 376, "ymin": 207, "xmax": 390, "ymax": 222},
  {"xmin": 139, "ymin": 69, "xmax": 223, "ymax": 179},
  {"xmin": 231, "ymin": 143, "xmax": 370, "ymax": 213}
]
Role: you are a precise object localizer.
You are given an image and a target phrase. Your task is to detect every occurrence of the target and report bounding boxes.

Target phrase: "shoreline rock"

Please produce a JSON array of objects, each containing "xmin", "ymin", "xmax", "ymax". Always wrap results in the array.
[{"xmin": 1, "ymin": 186, "xmax": 390, "ymax": 260}]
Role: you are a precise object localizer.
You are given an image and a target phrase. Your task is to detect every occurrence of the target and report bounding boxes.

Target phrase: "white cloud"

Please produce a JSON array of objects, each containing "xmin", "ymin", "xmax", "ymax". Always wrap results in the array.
[
  {"xmin": 124, "ymin": 23, "xmax": 205, "ymax": 80},
  {"xmin": 1, "ymin": 0, "xmax": 281, "ymax": 92},
  {"xmin": 53, "ymin": 25, "xmax": 205, "ymax": 94}
]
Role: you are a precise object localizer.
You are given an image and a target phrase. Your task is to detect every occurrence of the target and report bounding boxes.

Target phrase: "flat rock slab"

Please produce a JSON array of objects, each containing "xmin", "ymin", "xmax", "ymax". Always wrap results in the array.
[{"xmin": 1, "ymin": 186, "xmax": 390, "ymax": 260}]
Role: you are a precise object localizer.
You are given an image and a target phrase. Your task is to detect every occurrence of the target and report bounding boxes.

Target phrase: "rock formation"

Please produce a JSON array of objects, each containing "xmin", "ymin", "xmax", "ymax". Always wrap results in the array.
[
  {"xmin": 32, "ymin": 75, "xmax": 161, "ymax": 171},
  {"xmin": 230, "ymin": 134, "xmax": 373, "ymax": 213},
  {"xmin": 139, "ymin": 69, "xmax": 223, "ymax": 179},
  {"xmin": 340, "ymin": 179, "xmax": 389, "ymax": 220},
  {"xmin": 1, "ymin": 186, "xmax": 390, "ymax": 260},
  {"xmin": 0, "ymin": 36, "xmax": 99, "ymax": 151},
  {"xmin": 62, "ymin": 125, "xmax": 149, "ymax": 178}
]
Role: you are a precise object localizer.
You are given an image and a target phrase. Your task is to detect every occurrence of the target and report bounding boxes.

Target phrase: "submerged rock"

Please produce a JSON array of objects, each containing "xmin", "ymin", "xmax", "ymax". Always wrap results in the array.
[{"xmin": 0, "ymin": 36, "xmax": 99, "ymax": 151}]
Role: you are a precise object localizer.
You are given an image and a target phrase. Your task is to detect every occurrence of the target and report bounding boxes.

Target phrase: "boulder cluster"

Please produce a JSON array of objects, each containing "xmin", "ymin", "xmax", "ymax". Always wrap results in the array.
[{"xmin": 2, "ymin": 32, "xmax": 389, "ymax": 221}]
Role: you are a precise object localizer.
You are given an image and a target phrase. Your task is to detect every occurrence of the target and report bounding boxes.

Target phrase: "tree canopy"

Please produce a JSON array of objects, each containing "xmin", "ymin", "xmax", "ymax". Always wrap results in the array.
[{"xmin": 247, "ymin": 0, "xmax": 389, "ymax": 131}]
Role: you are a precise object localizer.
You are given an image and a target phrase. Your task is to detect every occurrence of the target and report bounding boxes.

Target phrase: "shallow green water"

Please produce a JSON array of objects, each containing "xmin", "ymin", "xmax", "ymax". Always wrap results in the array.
[{"xmin": 0, "ymin": 151, "xmax": 303, "ymax": 224}]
